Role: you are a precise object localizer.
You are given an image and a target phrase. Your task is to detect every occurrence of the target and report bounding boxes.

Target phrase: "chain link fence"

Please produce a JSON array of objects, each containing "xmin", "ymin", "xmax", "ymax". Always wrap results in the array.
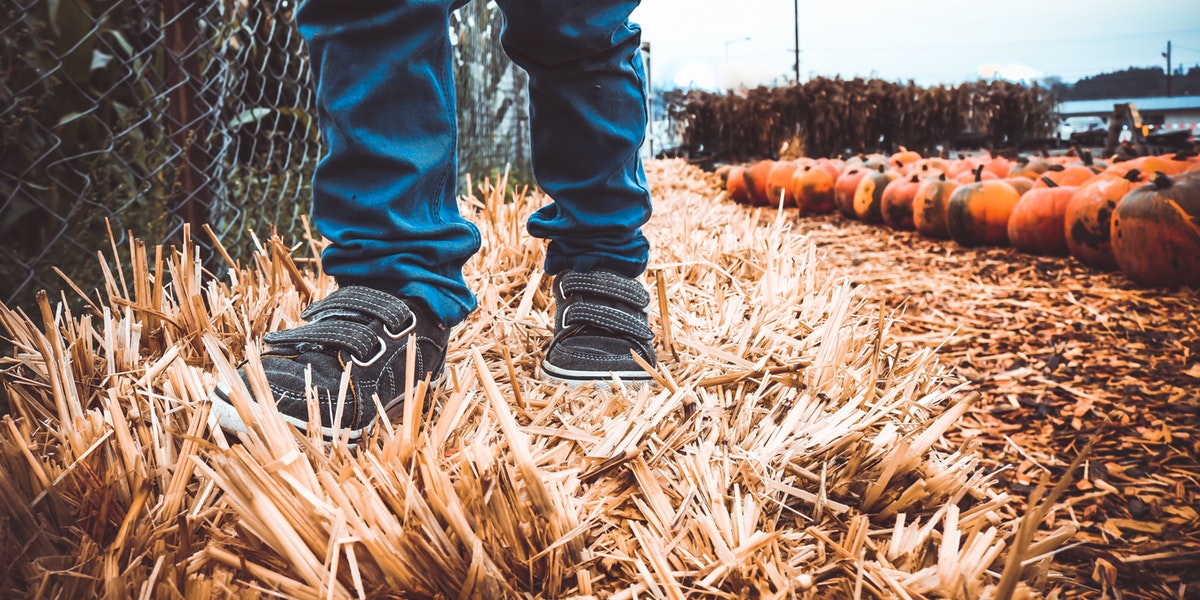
[{"xmin": 1, "ymin": 0, "xmax": 532, "ymax": 312}]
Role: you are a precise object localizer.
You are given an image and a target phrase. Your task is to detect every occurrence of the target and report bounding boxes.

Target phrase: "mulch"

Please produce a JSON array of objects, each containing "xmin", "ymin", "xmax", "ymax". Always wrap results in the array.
[{"xmin": 697, "ymin": 166, "xmax": 1200, "ymax": 599}]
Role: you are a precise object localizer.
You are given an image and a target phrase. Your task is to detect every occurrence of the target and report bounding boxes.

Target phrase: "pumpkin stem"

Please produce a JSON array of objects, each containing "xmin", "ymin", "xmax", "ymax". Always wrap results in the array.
[
  {"xmin": 938, "ymin": 173, "xmax": 947, "ymax": 181},
  {"xmin": 1152, "ymin": 171, "xmax": 1173, "ymax": 189},
  {"xmin": 910, "ymin": 174, "xmax": 920, "ymax": 183},
  {"xmin": 1039, "ymin": 176, "xmax": 1058, "ymax": 188},
  {"xmin": 1081, "ymin": 149, "xmax": 1094, "ymax": 166},
  {"xmin": 973, "ymin": 164, "xmax": 985, "ymax": 183},
  {"xmin": 1046, "ymin": 164, "xmax": 1065, "ymax": 172},
  {"xmin": 1123, "ymin": 168, "xmax": 1142, "ymax": 182}
]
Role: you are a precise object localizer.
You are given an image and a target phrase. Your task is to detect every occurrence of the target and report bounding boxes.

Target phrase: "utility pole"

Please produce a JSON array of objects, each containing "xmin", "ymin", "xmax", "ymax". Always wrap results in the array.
[
  {"xmin": 793, "ymin": 0, "xmax": 801, "ymax": 84},
  {"xmin": 1163, "ymin": 40, "xmax": 1172, "ymax": 97}
]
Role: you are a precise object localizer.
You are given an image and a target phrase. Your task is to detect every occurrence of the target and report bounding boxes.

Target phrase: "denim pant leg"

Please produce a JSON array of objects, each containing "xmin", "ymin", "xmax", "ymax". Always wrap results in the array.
[
  {"xmin": 494, "ymin": 0, "xmax": 653, "ymax": 278},
  {"xmin": 296, "ymin": 0, "xmax": 480, "ymax": 327}
]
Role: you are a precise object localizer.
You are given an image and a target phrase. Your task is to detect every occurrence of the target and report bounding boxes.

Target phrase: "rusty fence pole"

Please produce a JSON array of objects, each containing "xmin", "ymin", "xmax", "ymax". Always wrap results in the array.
[{"xmin": 162, "ymin": 0, "xmax": 211, "ymax": 253}]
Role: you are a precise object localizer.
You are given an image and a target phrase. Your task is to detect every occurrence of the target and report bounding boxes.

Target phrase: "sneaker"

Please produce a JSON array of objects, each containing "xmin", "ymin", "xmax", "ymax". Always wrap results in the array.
[
  {"xmin": 541, "ymin": 269, "xmax": 657, "ymax": 387},
  {"xmin": 210, "ymin": 286, "xmax": 448, "ymax": 443}
]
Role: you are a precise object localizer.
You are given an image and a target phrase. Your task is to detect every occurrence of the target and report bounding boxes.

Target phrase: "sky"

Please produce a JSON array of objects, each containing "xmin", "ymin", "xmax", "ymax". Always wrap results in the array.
[{"xmin": 630, "ymin": 0, "xmax": 1200, "ymax": 90}]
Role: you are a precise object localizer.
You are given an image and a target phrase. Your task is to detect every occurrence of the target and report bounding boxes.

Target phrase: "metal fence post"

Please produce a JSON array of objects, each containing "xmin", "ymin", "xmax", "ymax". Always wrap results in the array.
[{"xmin": 162, "ymin": 0, "xmax": 211, "ymax": 248}]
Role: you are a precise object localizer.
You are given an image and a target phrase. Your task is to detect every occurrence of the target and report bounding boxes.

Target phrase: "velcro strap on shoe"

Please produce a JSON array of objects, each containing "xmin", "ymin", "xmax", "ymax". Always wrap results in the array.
[
  {"xmin": 562, "ymin": 302, "xmax": 654, "ymax": 341},
  {"xmin": 558, "ymin": 270, "xmax": 649, "ymax": 309},
  {"xmin": 263, "ymin": 320, "xmax": 381, "ymax": 360},
  {"xmin": 301, "ymin": 286, "xmax": 413, "ymax": 331}
]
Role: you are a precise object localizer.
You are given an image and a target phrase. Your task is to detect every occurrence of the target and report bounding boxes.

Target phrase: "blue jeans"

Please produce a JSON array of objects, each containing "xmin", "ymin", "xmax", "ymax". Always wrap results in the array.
[{"xmin": 296, "ymin": 0, "xmax": 652, "ymax": 327}]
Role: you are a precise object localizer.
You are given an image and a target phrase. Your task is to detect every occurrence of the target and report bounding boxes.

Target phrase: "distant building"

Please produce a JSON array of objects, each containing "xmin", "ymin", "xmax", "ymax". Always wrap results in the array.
[{"xmin": 1057, "ymin": 95, "xmax": 1200, "ymax": 136}]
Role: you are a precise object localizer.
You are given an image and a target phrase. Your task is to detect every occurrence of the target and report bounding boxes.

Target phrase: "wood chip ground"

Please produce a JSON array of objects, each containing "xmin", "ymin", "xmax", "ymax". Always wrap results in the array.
[{"xmin": 694, "ymin": 161, "xmax": 1200, "ymax": 599}]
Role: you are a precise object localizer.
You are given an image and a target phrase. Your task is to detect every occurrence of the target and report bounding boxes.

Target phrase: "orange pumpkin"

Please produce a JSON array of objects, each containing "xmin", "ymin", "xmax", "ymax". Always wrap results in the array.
[
  {"xmin": 912, "ymin": 175, "xmax": 960, "ymax": 239},
  {"xmin": 955, "ymin": 168, "xmax": 998, "ymax": 184},
  {"xmin": 1035, "ymin": 164, "xmax": 1100, "ymax": 188},
  {"xmin": 1007, "ymin": 177, "xmax": 1075, "ymax": 256},
  {"xmin": 765, "ymin": 161, "xmax": 800, "ymax": 207},
  {"xmin": 1063, "ymin": 169, "xmax": 1145, "ymax": 270},
  {"xmin": 792, "ymin": 162, "xmax": 837, "ymax": 214},
  {"xmin": 907, "ymin": 158, "xmax": 949, "ymax": 179},
  {"xmin": 1110, "ymin": 172, "xmax": 1200, "ymax": 287},
  {"xmin": 815, "ymin": 157, "xmax": 843, "ymax": 181},
  {"xmin": 890, "ymin": 148, "xmax": 921, "ymax": 170},
  {"xmin": 853, "ymin": 169, "xmax": 899, "ymax": 224},
  {"xmin": 946, "ymin": 166, "xmax": 1022, "ymax": 246},
  {"xmin": 834, "ymin": 166, "xmax": 872, "ymax": 218},
  {"xmin": 726, "ymin": 165, "xmax": 750, "ymax": 205},
  {"xmin": 982, "ymin": 155, "xmax": 1013, "ymax": 179},
  {"xmin": 744, "ymin": 160, "xmax": 776, "ymax": 206},
  {"xmin": 1110, "ymin": 152, "xmax": 1194, "ymax": 177},
  {"xmin": 880, "ymin": 174, "xmax": 924, "ymax": 230}
]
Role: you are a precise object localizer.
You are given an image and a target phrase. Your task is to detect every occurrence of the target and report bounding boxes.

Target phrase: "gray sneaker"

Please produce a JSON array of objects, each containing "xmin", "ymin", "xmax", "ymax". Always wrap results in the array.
[
  {"xmin": 541, "ymin": 270, "xmax": 656, "ymax": 387},
  {"xmin": 210, "ymin": 286, "xmax": 448, "ymax": 443}
]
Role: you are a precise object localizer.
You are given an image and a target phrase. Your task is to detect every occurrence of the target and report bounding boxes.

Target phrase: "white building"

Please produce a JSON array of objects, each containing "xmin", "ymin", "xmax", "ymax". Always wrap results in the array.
[{"xmin": 1057, "ymin": 95, "xmax": 1200, "ymax": 137}]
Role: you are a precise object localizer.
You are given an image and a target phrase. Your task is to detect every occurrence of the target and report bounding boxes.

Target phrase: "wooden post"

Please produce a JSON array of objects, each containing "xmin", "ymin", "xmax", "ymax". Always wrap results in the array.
[{"xmin": 1103, "ymin": 104, "xmax": 1126, "ymax": 157}]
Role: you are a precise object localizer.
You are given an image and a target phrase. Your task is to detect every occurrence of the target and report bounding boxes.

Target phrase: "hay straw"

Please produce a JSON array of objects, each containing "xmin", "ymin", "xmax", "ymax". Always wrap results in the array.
[{"xmin": 0, "ymin": 159, "xmax": 1077, "ymax": 598}]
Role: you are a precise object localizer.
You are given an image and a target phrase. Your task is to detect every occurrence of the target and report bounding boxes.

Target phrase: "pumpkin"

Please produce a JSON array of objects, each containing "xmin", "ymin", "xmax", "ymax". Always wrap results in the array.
[
  {"xmin": 1110, "ymin": 172, "xmax": 1200, "ymax": 287},
  {"xmin": 946, "ymin": 166, "xmax": 1022, "ymax": 246},
  {"xmin": 792, "ymin": 162, "xmax": 837, "ymax": 214},
  {"xmin": 906, "ymin": 159, "xmax": 948, "ymax": 181},
  {"xmin": 942, "ymin": 158, "xmax": 974, "ymax": 179},
  {"xmin": 835, "ymin": 166, "xmax": 872, "ymax": 218},
  {"xmin": 1003, "ymin": 176, "xmax": 1035, "ymax": 197},
  {"xmin": 744, "ymin": 160, "xmax": 776, "ymax": 206},
  {"xmin": 765, "ymin": 161, "xmax": 800, "ymax": 207},
  {"xmin": 880, "ymin": 174, "xmax": 924, "ymax": 230},
  {"xmin": 912, "ymin": 175, "xmax": 960, "ymax": 239},
  {"xmin": 890, "ymin": 147, "xmax": 921, "ymax": 170},
  {"xmin": 1007, "ymin": 177, "xmax": 1075, "ymax": 255},
  {"xmin": 1034, "ymin": 164, "xmax": 1099, "ymax": 188},
  {"xmin": 853, "ymin": 169, "xmax": 899, "ymax": 224},
  {"xmin": 861, "ymin": 154, "xmax": 891, "ymax": 171},
  {"xmin": 815, "ymin": 157, "xmax": 844, "ymax": 181},
  {"xmin": 954, "ymin": 167, "xmax": 998, "ymax": 184},
  {"xmin": 726, "ymin": 165, "xmax": 750, "ymax": 205},
  {"xmin": 982, "ymin": 155, "xmax": 1013, "ymax": 179},
  {"xmin": 1063, "ymin": 169, "xmax": 1145, "ymax": 270},
  {"xmin": 1186, "ymin": 158, "xmax": 1200, "ymax": 175},
  {"xmin": 1007, "ymin": 157, "xmax": 1051, "ymax": 180},
  {"xmin": 1110, "ymin": 152, "xmax": 1194, "ymax": 177}
]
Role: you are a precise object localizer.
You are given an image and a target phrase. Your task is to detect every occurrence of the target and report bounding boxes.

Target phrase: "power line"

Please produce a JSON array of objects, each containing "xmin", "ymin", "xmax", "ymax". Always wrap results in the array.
[{"xmin": 800, "ymin": 28, "xmax": 1200, "ymax": 52}]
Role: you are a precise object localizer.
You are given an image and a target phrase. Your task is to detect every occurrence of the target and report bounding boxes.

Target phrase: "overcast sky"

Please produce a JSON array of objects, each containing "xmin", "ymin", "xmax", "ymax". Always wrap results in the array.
[{"xmin": 630, "ymin": 0, "xmax": 1200, "ymax": 90}]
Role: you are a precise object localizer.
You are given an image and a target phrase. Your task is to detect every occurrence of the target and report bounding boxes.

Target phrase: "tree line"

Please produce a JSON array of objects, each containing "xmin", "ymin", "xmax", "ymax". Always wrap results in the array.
[{"xmin": 1045, "ymin": 65, "xmax": 1200, "ymax": 100}]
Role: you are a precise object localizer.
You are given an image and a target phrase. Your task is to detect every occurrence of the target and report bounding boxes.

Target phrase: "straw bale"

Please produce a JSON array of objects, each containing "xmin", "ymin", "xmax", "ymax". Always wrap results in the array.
[{"xmin": 1, "ymin": 159, "xmax": 1073, "ymax": 598}]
